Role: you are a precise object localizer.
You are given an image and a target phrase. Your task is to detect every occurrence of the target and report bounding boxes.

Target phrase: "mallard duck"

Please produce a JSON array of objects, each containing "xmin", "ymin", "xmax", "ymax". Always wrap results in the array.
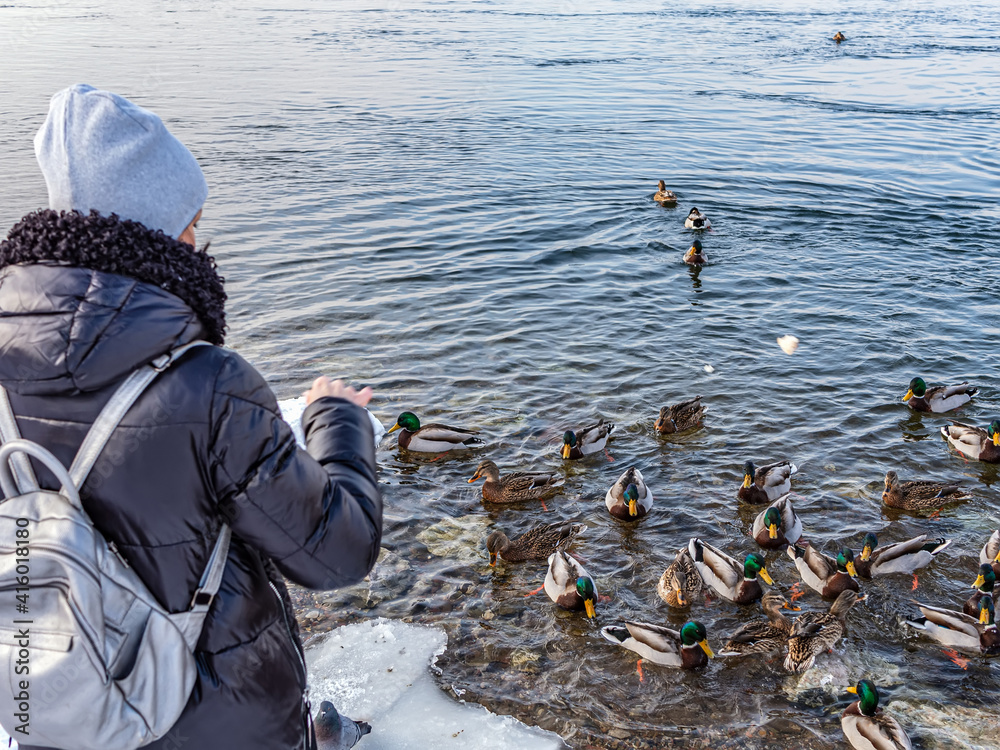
[
  {"xmin": 751, "ymin": 495, "xmax": 802, "ymax": 550},
  {"xmin": 468, "ymin": 460, "xmax": 562, "ymax": 504},
  {"xmin": 855, "ymin": 533, "xmax": 951, "ymax": 579},
  {"xmin": 544, "ymin": 550, "xmax": 598, "ymax": 618},
  {"xmin": 605, "ymin": 466, "xmax": 654, "ymax": 521},
  {"xmin": 902, "ymin": 377, "xmax": 977, "ymax": 413},
  {"xmin": 688, "ymin": 538, "xmax": 773, "ymax": 604},
  {"xmin": 881, "ymin": 470, "xmax": 969, "ymax": 511},
  {"xmin": 718, "ymin": 592, "xmax": 793, "ymax": 656},
  {"xmin": 683, "ymin": 239, "xmax": 707, "ymax": 265},
  {"xmin": 940, "ymin": 420, "xmax": 1000, "ymax": 464},
  {"xmin": 485, "ymin": 521, "xmax": 584, "ymax": 565},
  {"xmin": 601, "ymin": 620, "xmax": 713, "ymax": 669},
  {"xmin": 684, "ymin": 207, "xmax": 711, "ymax": 230},
  {"xmin": 561, "ymin": 419, "xmax": 615, "ymax": 459},
  {"xmin": 841, "ymin": 679, "xmax": 912, "ymax": 750},
  {"xmin": 787, "ymin": 543, "xmax": 859, "ymax": 599},
  {"xmin": 654, "ymin": 396, "xmax": 706, "ymax": 434},
  {"xmin": 737, "ymin": 460, "xmax": 798, "ymax": 504},
  {"xmin": 657, "ymin": 547, "xmax": 704, "ymax": 608},
  {"xmin": 904, "ymin": 596, "xmax": 1000, "ymax": 655},
  {"xmin": 980, "ymin": 529, "xmax": 1000, "ymax": 578},
  {"xmin": 653, "ymin": 180, "xmax": 677, "ymax": 205},
  {"xmin": 833, "ymin": 31, "xmax": 846, "ymax": 43},
  {"xmin": 387, "ymin": 411, "xmax": 483, "ymax": 452},
  {"xmin": 783, "ymin": 590, "xmax": 862, "ymax": 672},
  {"xmin": 964, "ymin": 564, "xmax": 1000, "ymax": 618}
]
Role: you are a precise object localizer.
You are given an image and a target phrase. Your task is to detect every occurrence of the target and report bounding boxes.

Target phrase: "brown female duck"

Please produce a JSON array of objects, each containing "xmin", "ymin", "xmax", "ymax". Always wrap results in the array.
[
  {"xmin": 653, "ymin": 180, "xmax": 677, "ymax": 205},
  {"xmin": 485, "ymin": 521, "xmax": 584, "ymax": 565},
  {"xmin": 657, "ymin": 546, "xmax": 704, "ymax": 608},
  {"xmin": 783, "ymin": 590, "xmax": 863, "ymax": 672},
  {"xmin": 654, "ymin": 395, "xmax": 706, "ymax": 434},
  {"xmin": 468, "ymin": 459, "xmax": 563, "ymax": 503},
  {"xmin": 719, "ymin": 592, "xmax": 793, "ymax": 656},
  {"xmin": 881, "ymin": 470, "xmax": 968, "ymax": 511}
]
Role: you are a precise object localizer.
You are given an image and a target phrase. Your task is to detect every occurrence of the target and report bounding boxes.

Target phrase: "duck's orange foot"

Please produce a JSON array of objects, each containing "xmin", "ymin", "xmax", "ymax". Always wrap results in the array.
[
  {"xmin": 928, "ymin": 509, "xmax": 941, "ymax": 519},
  {"xmin": 911, "ymin": 573, "xmax": 919, "ymax": 591},
  {"xmin": 789, "ymin": 582, "xmax": 806, "ymax": 603},
  {"xmin": 541, "ymin": 500, "xmax": 549, "ymax": 512},
  {"xmin": 942, "ymin": 649, "xmax": 969, "ymax": 670},
  {"xmin": 604, "ymin": 447, "xmax": 615, "ymax": 462},
  {"xmin": 429, "ymin": 452, "xmax": 450, "ymax": 462},
  {"xmin": 598, "ymin": 594, "xmax": 613, "ymax": 604},
  {"xmin": 636, "ymin": 658, "xmax": 645, "ymax": 682},
  {"xmin": 524, "ymin": 585, "xmax": 545, "ymax": 597}
]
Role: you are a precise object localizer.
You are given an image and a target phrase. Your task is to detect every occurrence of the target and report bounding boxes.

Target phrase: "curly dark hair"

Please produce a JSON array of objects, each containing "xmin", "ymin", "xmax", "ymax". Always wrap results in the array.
[{"xmin": 0, "ymin": 209, "xmax": 226, "ymax": 344}]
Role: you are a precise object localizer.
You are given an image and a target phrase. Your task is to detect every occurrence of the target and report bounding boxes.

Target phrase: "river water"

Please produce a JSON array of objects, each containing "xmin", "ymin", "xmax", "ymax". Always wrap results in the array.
[{"xmin": 2, "ymin": 1, "xmax": 999, "ymax": 747}]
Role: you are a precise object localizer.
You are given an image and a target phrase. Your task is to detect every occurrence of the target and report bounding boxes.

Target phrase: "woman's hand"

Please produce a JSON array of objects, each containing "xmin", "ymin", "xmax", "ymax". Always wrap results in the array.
[{"xmin": 304, "ymin": 376, "xmax": 373, "ymax": 408}]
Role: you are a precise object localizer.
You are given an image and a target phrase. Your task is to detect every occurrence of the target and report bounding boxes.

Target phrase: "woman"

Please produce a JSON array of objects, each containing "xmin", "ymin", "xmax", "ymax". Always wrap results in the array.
[{"xmin": 0, "ymin": 84, "xmax": 381, "ymax": 749}]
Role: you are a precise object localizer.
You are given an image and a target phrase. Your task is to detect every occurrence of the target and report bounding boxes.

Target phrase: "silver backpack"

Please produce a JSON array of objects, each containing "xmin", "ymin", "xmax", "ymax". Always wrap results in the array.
[{"xmin": 0, "ymin": 342, "xmax": 230, "ymax": 749}]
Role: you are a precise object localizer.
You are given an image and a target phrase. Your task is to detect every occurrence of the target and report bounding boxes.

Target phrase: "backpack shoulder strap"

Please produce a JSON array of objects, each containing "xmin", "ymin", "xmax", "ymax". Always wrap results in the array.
[
  {"xmin": 0, "ymin": 386, "xmax": 39, "ymax": 493},
  {"xmin": 68, "ymin": 340, "xmax": 213, "ymax": 491}
]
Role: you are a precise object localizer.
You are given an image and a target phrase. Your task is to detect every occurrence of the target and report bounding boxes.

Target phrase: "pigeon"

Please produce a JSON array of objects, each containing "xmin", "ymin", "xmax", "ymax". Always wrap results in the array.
[{"xmin": 315, "ymin": 700, "xmax": 371, "ymax": 749}]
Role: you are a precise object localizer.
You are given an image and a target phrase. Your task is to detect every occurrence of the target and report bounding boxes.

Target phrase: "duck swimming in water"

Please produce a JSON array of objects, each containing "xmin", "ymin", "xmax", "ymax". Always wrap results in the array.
[
  {"xmin": 940, "ymin": 419, "xmax": 1000, "ymax": 464},
  {"xmin": 901, "ymin": 377, "xmax": 977, "ymax": 413},
  {"xmin": 655, "ymin": 396, "xmax": 706, "ymax": 434},
  {"xmin": 387, "ymin": 411, "xmax": 483, "ymax": 452},
  {"xmin": 561, "ymin": 419, "xmax": 615, "ymax": 459},
  {"xmin": 683, "ymin": 239, "xmax": 707, "ymax": 265},
  {"xmin": 684, "ymin": 207, "xmax": 711, "ymax": 230},
  {"xmin": 833, "ymin": 31, "xmax": 846, "ymax": 43},
  {"xmin": 653, "ymin": 180, "xmax": 677, "ymax": 205},
  {"xmin": 840, "ymin": 680, "xmax": 912, "ymax": 750}
]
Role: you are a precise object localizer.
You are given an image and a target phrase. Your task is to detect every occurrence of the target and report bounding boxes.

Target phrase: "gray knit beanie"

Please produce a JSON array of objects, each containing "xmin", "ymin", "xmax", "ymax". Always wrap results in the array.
[{"xmin": 34, "ymin": 84, "xmax": 208, "ymax": 239}]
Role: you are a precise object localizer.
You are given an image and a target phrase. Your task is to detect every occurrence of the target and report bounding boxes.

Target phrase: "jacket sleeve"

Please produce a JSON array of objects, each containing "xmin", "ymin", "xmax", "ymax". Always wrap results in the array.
[{"xmin": 208, "ymin": 351, "xmax": 382, "ymax": 590}]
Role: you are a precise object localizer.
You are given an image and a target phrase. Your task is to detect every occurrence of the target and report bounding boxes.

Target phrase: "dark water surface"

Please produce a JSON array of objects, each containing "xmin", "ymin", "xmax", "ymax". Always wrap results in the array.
[{"xmin": 2, "ymin": 1, "xmax": 1000, "ymax": 747}]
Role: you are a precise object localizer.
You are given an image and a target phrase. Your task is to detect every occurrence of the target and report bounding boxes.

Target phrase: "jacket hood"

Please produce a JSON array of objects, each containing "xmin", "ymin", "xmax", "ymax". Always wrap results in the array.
[
  {"xmin": 0, "ymin": 264, "xmax": 204, "ymax": 395},
  {"xmin": 0, "ymin": 209, "xmax": 226, "ymax": 395}
]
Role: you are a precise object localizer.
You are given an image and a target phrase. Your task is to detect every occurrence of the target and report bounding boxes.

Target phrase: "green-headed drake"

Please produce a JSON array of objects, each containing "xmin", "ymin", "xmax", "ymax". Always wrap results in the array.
[
  {"xmin": 605, "ymin": 466, "xmax": 654, "ymax": 521},
  {"xmin": 841, "ymin": 679, "xmax": 912, "ymax": 750},
  {"xmin": 688, "ymin": 538, "xmax": 773, "ymax": 605},
  {"xmin": 787, "ymin": 543, "xmax": 859, "ymax": 599},
  {"xmin": 544, "ymin": 550, "xmax": 598, "ymax": 618},
  {"xmin": 940, "ymin": 419, "xmax": 1000, "ymax": 464},
  {"xmin": 902, "ymin": 376, "xmax": 977, "ymax": 412},
  {"xmin": 601, "ymin": 620, "xmax": 713, "ymax": 670},
  {"xmin": 387, "ymin": 411, "xmax": 483, "ymax": 452}
]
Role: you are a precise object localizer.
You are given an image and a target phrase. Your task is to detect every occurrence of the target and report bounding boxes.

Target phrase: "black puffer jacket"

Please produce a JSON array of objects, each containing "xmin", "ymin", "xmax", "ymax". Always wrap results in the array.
[{"xmin": 0, "ymin": 211, "xmax": 382, "ymax": 750}]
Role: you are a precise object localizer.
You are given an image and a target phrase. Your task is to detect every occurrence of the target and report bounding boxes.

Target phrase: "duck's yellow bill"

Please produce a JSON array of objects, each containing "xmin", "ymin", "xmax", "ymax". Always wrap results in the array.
[
  {"xmin": 846, "ymin": 686, "xmax": 858, "ymax": 695},
  {"xmin": 768, "ymin": 524, "xmax": 778, "ymax": 540},
  {"xmin": 561, "ymin": 445, "xmax": 572, "ymax": 459},
  {"xmin": 387, "ymin": 423, "xmax": 402, "ymax": 434},
  {"xmin": 742, "ymin": 475, "xmax": 752, "ymax": 489},
  {"xmin": 981, "ymin": 608, "xmax": 992, "ymax": 625},
  {"xmin": 993, "ymin": 550, "xmax": 1000, "ymax": 563},
  {"xmin": 489, "ymin": 553, "xmax": 497, "ymax": 567},
  {"xmin": 629, "ymin": 499, "xmax": 638, "ymax": 517},
  {"xmin": 698, "ymin": 640, "xmax": 714, "ymax": 658},
  {"xmin": 675, "ymin": 591, "xmax": 687, "ymax": 607},
  {"xmin": 993, "ymin": 433, "xmax": 1000, "ymax": 447},
  {"xmin": 973, "ymin": 575, "xmax": 985, "ymax": 589},
  {"xmin": 902, "ymin": 389, "xmax": 914, "ymax": 402},
  {"xmin": 468, "ymin": 472, "xmax": 481, "ymax": 483},
  {"xmin": 584, "ymin": 599, "xmax": 596, "ymax": 618},
  {"xmin": 846, "ymin": 561, "xmax": 858, "ymax": 577},
  {"xmin": 759, "ymin": 568, "xmax": 774, "ymax": 585},
  {"xmin": 861, "ymin": 546, "xmax": 872, "ymax": 562}
]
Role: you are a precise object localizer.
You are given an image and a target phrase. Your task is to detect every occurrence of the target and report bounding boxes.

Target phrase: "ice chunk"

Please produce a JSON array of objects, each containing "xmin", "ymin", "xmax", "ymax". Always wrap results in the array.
[
  {"xmin": 278, "ymin": 396, "xmax": 386, "ymax": 450},
  {"xmin": 306, "ymin": 618, "xmax": 564, "ymax": 750}
]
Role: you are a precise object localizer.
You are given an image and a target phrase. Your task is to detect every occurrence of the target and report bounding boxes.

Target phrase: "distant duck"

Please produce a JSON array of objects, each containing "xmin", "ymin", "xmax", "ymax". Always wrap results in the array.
[
  {"xmin": 940, "ymin": 419, "xmax": 1000, "ymax": 464},
  {"xmin": 544, "ymin": 550, "xmax": 599, "ymax": 618},
  {"xmin": 787, "ymin": 543, "xmax": 859, "ymax": 599},
  {"xmin": 855, "ymin": 532, "xmax": 951, "ymax": 580},
  {"xmin": 657, "ymin": 547, "xmax": 704, "ymax": 608},
  {"xmin": 387, "ymin": 411, "xmax": 483, "ymax": 452},
  {"xmin": 601, "ymin": 620, "xmax": 713, "ymax": 670},
  {"xmin": 751, "ymin": 495, "xmax": 802, "ymax": 550},
  {"xmin": 561, "ymin": 419, "xmax": 615, "ymax": 459},
  {"xmin": 904, "ymin": 596, "xmax": 1000, "ymax": 655},
  {"xmin": 683, "ymin": 239, "xmax": 707, "ymax": 265},
  {"xmin": 468, "ymin": 460, "xmax": 562, "ymax": 504},
  {"xmin": 718, "ymin": 592, "xmax": 793, "ymax": 657},
  {"xmin": 981, "ymin": 530, "xmax": 1000, "ymax": 578},
  {"xmin": 881, "ymin": 470, "xmax": 969, "ymax": 511},
  {"xmin": 684, "ymin": 207, "xmax": 711, "ymax": 230},
  {"xmin": 654, "ymin": 396, "xmax": 706, "ymax": 434},
  {"xmin": 688, "ymin": 538, "xmax": 773, "ymax": 605},
  {"xmin": 841, "ymin": 680, "xmax": 912, "ymax": 750},
  {"xmin": 605, "ymin": 466, "xmax": 654, "ymax": 520},
  {"xmin": 833, "ymin": 31, "xmax": 846, "ymax": 43},
  {"xmin": 737, "ymin": 460, "xmax": 798, "ymax": 504},
  {"xmin": 901, "ymin": 377, "xmax": 977, "ymax": 412},
  {"xmin": 314, "ymin": 700, "xmax": 371, "ymax": 750},
  {"xmin": 783, "ymin": 590, "xmax": 863, "ymax": 672},
  {"xmin": 653, "ymin": 180, "xmax": 677, "ymax": 205},
  {"xmin": 485, "ymin": 521, "xmax": 584, "ymax": 565},
  {"xmin": 964, "ymin": 564, "xmax": 1000, "ymax": 618}
]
